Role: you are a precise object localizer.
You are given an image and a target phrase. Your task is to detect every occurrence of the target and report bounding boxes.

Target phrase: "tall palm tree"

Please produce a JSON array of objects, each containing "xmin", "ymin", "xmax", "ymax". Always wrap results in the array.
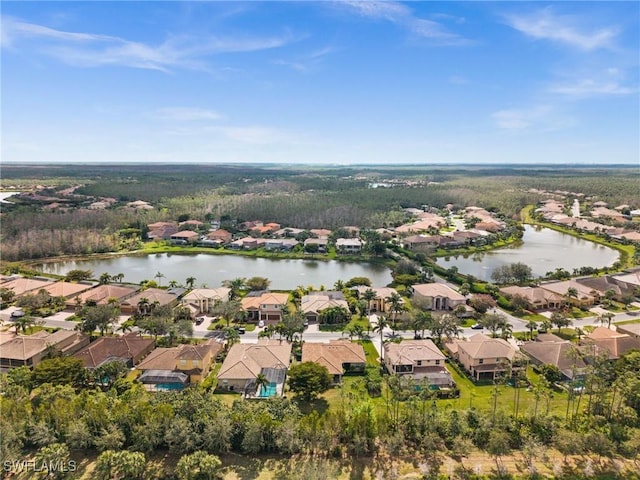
[
  {"xmin": 113, "ymin": 273, "xmax": 125, "ymax": 283},
  {"xmin": 168, "ymin": 280, "xmax": 178, "ymax": 288},
  {"xmin": 223, "ymin": 327, "xmax": 241, "ymax": 348},
  {"xmin": 99, "ymin": 273, "xmax": 112, "ymax": 285},
  {"xmin": 413, "ymin": 311, "xmax": 433, "ymax": 339},
  {"xmin": 222, "ymin": 278, "xmax": 246, "ymax": 299},
  {"xmin": 154, "ymin": 272, "xmax": 165, "ymax": 286},
  {"xmin": 185, "ymin": 277, "xmax": 196, "ymax": 290},
  {"xmin": 137, "ymin": 297, "xmax": 151, "ymax": 316},
  {"xmin": 385, "ymin": 292, "xmax": 406, "ymax": 333},
  {"xmin": 362, "ymin": 288, "xmax": 377, "ymax": 315},
  {"xmin": 255, "ymin": 373, "xmax": 269, "ymax": 396},
  {"xmin": 526, "ymin": 320, "xmax": 538, "ymax": 340},
  {"xmin": 373, "ymin": 316, "xmax": 390, "ymax": 363}
]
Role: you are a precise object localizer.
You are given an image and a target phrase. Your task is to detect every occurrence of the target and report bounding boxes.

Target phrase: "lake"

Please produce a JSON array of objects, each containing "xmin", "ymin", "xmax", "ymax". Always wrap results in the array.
[
  {"xmin": 35, "ymin": 253, "xmax": 394, "ymax": 290},
  {"xmin": 436, "ymin": 225, "xmax": 620, "ymax": 281}
]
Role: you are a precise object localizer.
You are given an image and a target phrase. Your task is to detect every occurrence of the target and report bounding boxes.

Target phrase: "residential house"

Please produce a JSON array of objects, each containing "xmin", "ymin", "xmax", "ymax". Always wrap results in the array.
[
  {"xmin": 575, "ymin": 276, "xmax": 636, "ymax": 300},
  {"xmin": 204, "ymin": 229, "xmax": 232, "ymax": 245},
  {"xmin": 354, "ymin": 286, "xmax": 404, "ymax": 315},
  {"xmin": 300, "ymin": 291, "xmax": 349, "ymax": 323},
  {"xmin": 310, "ymin": 229, "xmax": 332, "ymax": 239},
  {"xmin": 181, "ymin": 288, "xmax": 231, "ymax": 315},
  {"xmin": 521, "ymin": 333, "xmax": 587, "ymax": 380},
  {"xmin": 136, "ymin": 340, "xmax": 223, "ymax": 391},
  {"xmin": 581, "ymin": 327, "xmax": 640, "ymax": 361},
  {"xmin": 1, "ymin": 276, "xmax": 56, "ymax": 297},
  {"xmin": 410, "ymin": 283, "xmax": 466, "ymax": 311},
  {"xmin": 147, "ymin": 223, "xmax": 179, "ymax": 241},
  {"xmin": 395, "ymin": 219, "xmax": 444, "ymax": 235},
  {"xmin": 120, "ymin": 288, "xmax": 179, "ymax": 315},
  {"xmin": 616, "ymin": 323, "xmax": 640, "ymax": 338},
  {"xmin": 539, "ymin": 280, "xmax": 601, "ymax": 307},
  {"xmin": 40, "ymin": 281, "xmax": 94, "ymax": 299},
  {"xmin": 179, "ymin": 220, "xmax": 204, "ymax": 229},
  {"xmin": 170, "ymin": 230, "xmax": 200, "ymax": 244},
  {"xmin": 384, "ymin": 340, "xmax": 454, "ymax": 387},
  {"xmin": 66, "ymin": 284, "xmax": 138, "ymax": 309},
  {"xmin": 264, "ymin": 238, "xmax": 299, "ymax": 251},
  {"xmin": 304, "ymin": 238, "xmax": 328, "ymax": 253},
  {"xmin": 229, "ymin": 237, "xmax": 264, "ymax": 250},
  {"xmin": 445, "ymin": 333, "xmax": 526, "ymax": 381},
  {"xmin": 336, "ymin": 238, "xmax": 362, "ymax": 254},
  {"xmin": 0, "ymin": 330, "xmax": 89, "ymax": 370},
  {"xmin": 500, "ymin": 286, "xmax": 565, "ymax": 311},
  {"xmin": 241, "ymin": 291, "xmax": 289, "ymax": 323},
  {"xmin": 302, "ymin": 340, "xmax": 366, "ymax": 383},
  {"xmin": 401, "ymin": 235, "xmax": 440, "ymax": 251},
  {"xmin": 609, "ymin": 271, "xmax": 640, "ymax": 291},
  {"xmin": 74, "ymin": 333, "xmax": 155, "ymax": 368},
  {"xmin": 274, "ymin": 227, "xmax": 305, "ymax": 238},
  {"xmin": 217, "ymin": 339, "xmax": 292, "ymax": 397}
]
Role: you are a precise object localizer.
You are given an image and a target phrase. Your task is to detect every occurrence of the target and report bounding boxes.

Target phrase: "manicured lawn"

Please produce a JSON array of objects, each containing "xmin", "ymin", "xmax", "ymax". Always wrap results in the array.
[
  {"xmin": 357, "ymin": 339, "xmax": 380, "ymax": 366},
  {"xmin": 614, "ymin": 318, "xmax": 640, "ymax": 326}
]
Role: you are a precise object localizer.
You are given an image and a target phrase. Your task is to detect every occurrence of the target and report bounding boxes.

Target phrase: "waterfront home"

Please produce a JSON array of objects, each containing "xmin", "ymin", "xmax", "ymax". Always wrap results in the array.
[
  {"xmin": 300, "ymin": 291, "xmax": 349, "ymax": 323},
  {"xmin": 353, "ymin": 286, "xmax": 404, "ymax": 315},
  {"xmin": 66, "ymin": 284, "xmax": 138, "ymax": 309},
  {"xmin": 336, "ymin": 238, "xmax": 362, "ymax": 254},
  {"xmin": 169, "ymin": 230, "xmax": 200, "ymax": 244},
  {"xmin": 241, "ymin": 291, "xmax": 289, "ymax": 323},
  {"xmin": 182, "ymin": 288, "xmax": 231, "ymax": 315},
  {"xmin": 120, "ymin": 288, "xmax": 179, "ymax": 315},
  {"xmin": 1, "ymin": 276, "xmax": 56, "ymax": 297},
  {"xmin": 500, "ymin": 286, "xmax": 565, "ymax": 311},
  {"xmin": 410, "ymin": 283, "xmax": 466, "ymax": 311}
]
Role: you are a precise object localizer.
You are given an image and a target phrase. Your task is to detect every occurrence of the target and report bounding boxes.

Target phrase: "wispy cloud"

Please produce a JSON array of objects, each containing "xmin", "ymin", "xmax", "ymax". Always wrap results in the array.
[
  {"xmin": 492, "ymin": 105, "xmax": 574, "ymax": 132},
  {"xmin": 1, "ymin": 16, "xmax": 296, "ymax": 72},
  {"xmin": 274, "ymin": 45, "xmax": 335, "ymax": 72},
  {"xmin": 503, "ymin": 8, "xmax": 619, "ymax": 50},
  {"xmin": 152, "ymin": 107, "xmax": 223, "ymax": 121},
  {"xmin": 549, "ymin": 69, "xmax": 638, "ymax": 97},
  {"xmin": 339, "ymin": 1, "xmax": 471, "ymax": 46}
]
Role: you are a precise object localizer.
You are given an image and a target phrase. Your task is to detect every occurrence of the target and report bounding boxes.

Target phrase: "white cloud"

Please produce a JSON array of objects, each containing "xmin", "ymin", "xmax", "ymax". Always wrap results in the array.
[
  {"xmin": 152, "ymin": 108, "xmax": 223, "ymax": 121},
  {"xmin": 549, "ymin": 79, "xmax": 638, "ymax": 96},
  {"xmin": 274, "ymin": 45, "xmax": 335, "ymax": 72},
  {"xmin": 339, "ymin": 1, "xmax": 471, "ymax": 45},
  {"xmin": 1, "ymin": 16, "xmax": 296, "ymax": 71},
  {"xmin": 492, "ymin": 105, "xmax": 574, "ymax": 131},
  {"xmin": 504, "ymin": 8, "xmax": 619, "ymax": 50}
]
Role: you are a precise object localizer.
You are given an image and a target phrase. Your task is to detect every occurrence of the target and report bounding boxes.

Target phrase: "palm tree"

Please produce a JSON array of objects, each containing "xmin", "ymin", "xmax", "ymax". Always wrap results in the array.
[
  {"xmin": 185, "ymin": 277, "xmax": 196, "ymax": 289},
  {"xmin": 99, "ymin": 273, "xmax": 112, "ymax": 285},
  {"xmin": 334, "ymin": 280, "xmax": 345, "ymax": 291},
  {"xmin": 255, "ymin": 373, "xmax": 269, "ymax": 395},
  {"xmin": 526, "ymin": 319, "xmax": 538, "ymax": 340},
  {"xmin": 385, "ymin": 292, "xmax": 406, "ymax": 333},
  {"xmin": 373, "ymin": 316, "xmax": 390, "ymax": 363},
  {"xmin": 154, "ymin": 271, "xmax": 165, "ymax": 286},
  {"xmin": 223, "ymin": 327, "xmax": 240, "ymax": 348},
  {"xmin": 362, "ymin": 288, "xmax": 377, "ymax": 315},
  {"xmin": 211, "ymin": 299, "xmax": 243, "ymax": 327},
  {"xmin": 413, "ymin": 311, "xmax": 433, "ymax": 339},
  {"xmin": 222, "ymin": 278, "xmax": 246, "ymax": 299},
  {"xmin": 168, "ymin": 280, "xmax": 179, "ymax": 288},
  {"xmin": 137, "ymin": 297, "xmax": 151, "ymax": 316},
  {"xmin": 598, "ymin": 312, "xmax": 614, "ymax": 329},
  {"xmin": 113, "ymin": 273, "xmax": 125, "ymax": 283}
]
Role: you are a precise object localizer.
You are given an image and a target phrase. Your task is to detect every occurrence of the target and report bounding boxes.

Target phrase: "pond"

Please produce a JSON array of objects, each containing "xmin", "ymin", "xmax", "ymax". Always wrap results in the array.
[
  {"xmin": 35, "ymin": 253, "xmax": 394, "ymax": 290},
  {"xmin": 436, "ymin": 225, "xmax": 620, "ymax": 281}
]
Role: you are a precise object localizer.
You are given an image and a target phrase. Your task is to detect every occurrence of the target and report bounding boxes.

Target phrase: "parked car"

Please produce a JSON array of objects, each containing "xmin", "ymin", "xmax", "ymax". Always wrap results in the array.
[
  {"xmin": 10, "ymin": 309, "xmax": 25, "ymax": 319},
  {"xmin": 471, "ymin": 323, "xmax": 483, "ymax": 330},
  {"xmin": 258, "ymin": 320, "xmax": 265, "ymax": 328},
  {"xmin": 235, "ymin": 326, "xmax": 246, "ymax": 334},
  {"xmin": 195, "ymin": 316, "xmax": 205, "ymax": 325}
]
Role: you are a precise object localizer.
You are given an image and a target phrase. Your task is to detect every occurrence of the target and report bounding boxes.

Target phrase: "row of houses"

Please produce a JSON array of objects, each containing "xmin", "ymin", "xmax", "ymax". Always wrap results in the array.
[
  {"xmin": 500, "ymin": 270, "xmax": 640, "ymax": 311},
  {"xmin": 521, "ymin": 326, "xmax": 640, "ymax": 381}
]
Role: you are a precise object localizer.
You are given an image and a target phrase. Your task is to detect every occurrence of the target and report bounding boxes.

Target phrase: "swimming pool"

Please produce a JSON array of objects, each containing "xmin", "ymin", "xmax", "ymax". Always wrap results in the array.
[{"xmin": 258, "ymin": 382, "xmax": 278, "ymax": 398}]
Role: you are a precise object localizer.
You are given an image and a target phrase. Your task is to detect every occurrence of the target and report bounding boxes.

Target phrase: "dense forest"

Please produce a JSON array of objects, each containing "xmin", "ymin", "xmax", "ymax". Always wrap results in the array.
[
  {"xmin": 1, "ymin": 164, "xmax": 639, "ymax": 262},
  {"xmin": 1, "ymin": 349, "xmax": 639, "ymax": 479}
]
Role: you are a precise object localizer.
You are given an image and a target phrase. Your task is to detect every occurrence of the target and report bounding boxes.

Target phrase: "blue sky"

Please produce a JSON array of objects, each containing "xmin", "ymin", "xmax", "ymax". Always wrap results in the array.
[{"xmin": 2, "ymin": 1, "xmax": 639, "ymax": 165}]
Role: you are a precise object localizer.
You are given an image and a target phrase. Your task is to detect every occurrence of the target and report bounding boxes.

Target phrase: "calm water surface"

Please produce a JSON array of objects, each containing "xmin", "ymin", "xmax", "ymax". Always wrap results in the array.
[
  {"xmin": 36, "ymin": 253, "xmax": 393, "ymax": 290},
  {"xmin": 436, "ymin": 225, "xmax": 619, "ymax": 281}
]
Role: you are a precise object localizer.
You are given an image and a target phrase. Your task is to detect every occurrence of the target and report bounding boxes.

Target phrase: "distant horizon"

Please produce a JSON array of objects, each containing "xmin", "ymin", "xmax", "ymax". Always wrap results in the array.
[{"xmin": 2, "ymin": 1, "xmax": 639, "ymax": 165}]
